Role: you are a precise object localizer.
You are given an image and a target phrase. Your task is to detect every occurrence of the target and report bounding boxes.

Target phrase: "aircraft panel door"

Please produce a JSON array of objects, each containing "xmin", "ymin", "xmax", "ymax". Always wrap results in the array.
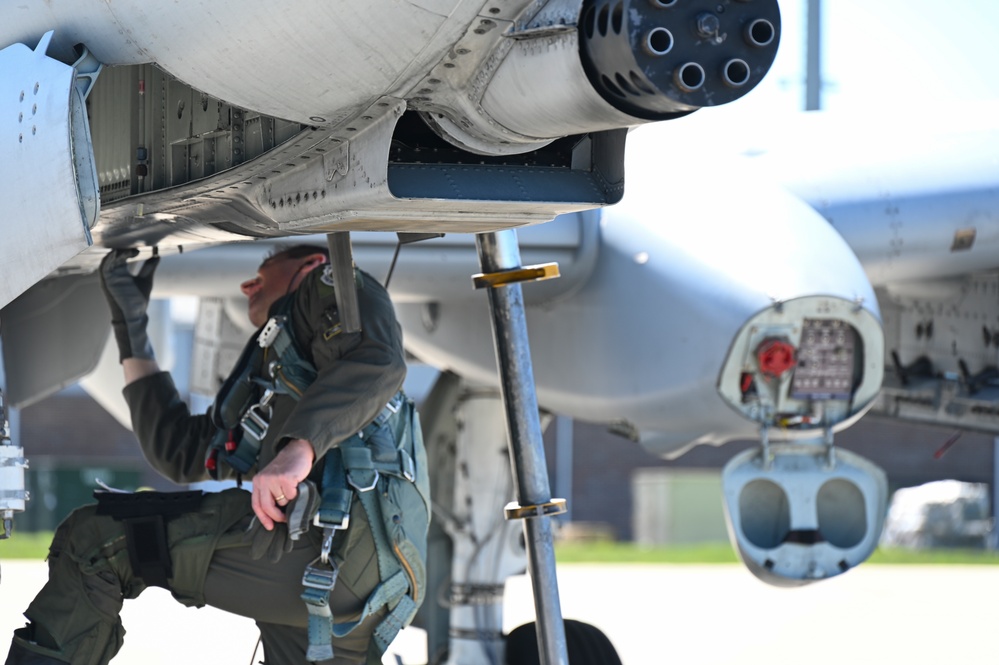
[{"xmin": 0, "ymin": 32, "xmax": 99, "ymax": 310}]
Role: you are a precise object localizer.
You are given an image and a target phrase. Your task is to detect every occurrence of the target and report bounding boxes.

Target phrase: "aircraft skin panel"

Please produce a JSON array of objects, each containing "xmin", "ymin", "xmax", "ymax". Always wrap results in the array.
[
  {"xmin": 747, "ymin": 113, "xmax": 999, "ymax": 287},
  {"xmin": 0, "ymin": 34, "xmax": 98, "ymax": 309},
  {"xmin": 2, "ymin": 0, "xmax": 477, "ymax": 125}
]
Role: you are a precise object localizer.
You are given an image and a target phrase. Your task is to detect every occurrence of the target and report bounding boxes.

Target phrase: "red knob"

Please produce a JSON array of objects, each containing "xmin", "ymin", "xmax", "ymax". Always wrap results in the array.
[{"xmin": 756, "ymin": 338, "xmax": 796, "ymax": 377}]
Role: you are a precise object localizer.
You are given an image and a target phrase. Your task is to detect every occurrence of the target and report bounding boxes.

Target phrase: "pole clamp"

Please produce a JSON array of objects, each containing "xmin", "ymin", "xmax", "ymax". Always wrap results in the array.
[
  {"xmin": 504, "ymin": 498, "xmax": 567, "ymax": 521},
  {"xmin": 471, "ymin": 262, "xmax": 560, "ymax": 289}
]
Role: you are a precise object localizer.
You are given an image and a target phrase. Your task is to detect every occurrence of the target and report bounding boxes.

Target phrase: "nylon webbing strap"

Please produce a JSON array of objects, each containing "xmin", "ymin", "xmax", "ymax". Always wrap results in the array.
[
  {"xmin": 226, "ymin": 432, "xmax": 261, "ymax": 475},
  {"xmin": 354, "ymin": 488, "xmax": 401, "ymax": 583},
  {"xmin": 372, "ymin": 593, "xmax": 418, "ymax": 653},
  {"xmin": 302, "ymin": 576, "xmax": 337, "ymax": 663},
  {"xmin": 302, "ymin": 394, "xmax": 416, "ymax": 663},
  {"xmin": 330, "ymin": 570, "xmax": 410, "ymax": 638},
  {"xmin": 318, "ymin": 448, "xmax": 352, "ymax": 527}
]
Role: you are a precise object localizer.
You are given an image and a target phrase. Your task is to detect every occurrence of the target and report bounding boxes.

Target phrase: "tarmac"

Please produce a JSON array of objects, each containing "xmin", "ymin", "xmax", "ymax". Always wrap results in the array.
[{"xmin": 2, "ymin": 560, "xmax": 998, "ymax": 664}]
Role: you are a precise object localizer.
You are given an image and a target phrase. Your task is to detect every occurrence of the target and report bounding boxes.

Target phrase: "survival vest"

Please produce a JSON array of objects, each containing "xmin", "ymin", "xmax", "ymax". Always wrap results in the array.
[{"xmin": 206, "ymin": 295, "xmax": 430, "ymax": 665}]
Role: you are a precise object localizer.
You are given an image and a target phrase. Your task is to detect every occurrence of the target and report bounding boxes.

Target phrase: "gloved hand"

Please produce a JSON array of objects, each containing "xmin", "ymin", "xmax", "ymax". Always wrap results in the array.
[
  {"xmin": 99, "ymin": 248, "xmax": 160, "ymax": 362},
  {"xmin": 244, "ymin": 480, "xmax": 321, "ymax": 563}
]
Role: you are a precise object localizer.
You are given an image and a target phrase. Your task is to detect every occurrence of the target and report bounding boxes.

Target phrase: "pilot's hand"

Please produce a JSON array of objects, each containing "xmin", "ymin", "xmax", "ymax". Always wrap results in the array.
[
  {"xmin": 244, "ymin": 480, "xmax": 321, "ymax": 563},
  {"xmin": 99, "ymin": 248, "xmax": 160, "ymax": 362},
  {"xmin": 250, "ymin": 438, "xmax": 316, "ymax": 530}
]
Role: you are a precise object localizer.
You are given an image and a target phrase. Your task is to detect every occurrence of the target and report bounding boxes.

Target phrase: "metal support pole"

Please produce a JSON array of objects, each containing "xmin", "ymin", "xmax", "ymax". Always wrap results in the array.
[
  {"xmin": 0, "ymin": 334, "xmax": 27, "ymax": 540},
  {"xmin": 804, "ymin": 0, "xmax": 823, "ymax": 111},
  {"xmin": 326, "ymin": 232, "xmax": 362, "ymax": 333},
  {"xmin": 475, "ymin": 230, "xmax": 568, "ymax": 665}
]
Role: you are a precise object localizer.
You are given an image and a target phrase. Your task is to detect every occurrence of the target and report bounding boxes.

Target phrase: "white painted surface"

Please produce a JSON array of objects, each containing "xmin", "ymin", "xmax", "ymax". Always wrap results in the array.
[{"xmin": 2, "ymin": 560, "xmax": 998, "ymax": 664}]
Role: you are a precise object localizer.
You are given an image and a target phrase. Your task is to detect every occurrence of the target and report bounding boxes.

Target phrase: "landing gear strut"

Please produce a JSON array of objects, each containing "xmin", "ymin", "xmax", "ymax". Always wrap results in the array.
[
  {"xmin": 0, "ymin": 336, "xmax": 28, "ymax": 542},
  {"xmin": 473, "ymin": 230, "xmax": 568, "ymax": 665}
]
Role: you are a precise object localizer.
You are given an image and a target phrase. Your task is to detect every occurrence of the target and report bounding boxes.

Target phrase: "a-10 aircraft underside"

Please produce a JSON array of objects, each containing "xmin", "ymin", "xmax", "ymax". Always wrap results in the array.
[{"xmin": 0, "ymin": 0, "xmax": 782, "ymax": 311}]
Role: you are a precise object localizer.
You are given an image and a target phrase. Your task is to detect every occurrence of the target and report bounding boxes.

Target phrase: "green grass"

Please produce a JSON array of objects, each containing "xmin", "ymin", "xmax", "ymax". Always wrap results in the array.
[
  {"xmin": 554, "ymin": 540, "xmax": 999, "ymax": 565},
  {"xmin": 6, "ymin": 532, "xmax": 999, "ymax": 565},
  {"xmin": 555, "ymin": 541, "xmax": 740, "ymax": 564},
  {"xmin": 0, "ymin": 531, "xmax": 53, "ymax": 560}
]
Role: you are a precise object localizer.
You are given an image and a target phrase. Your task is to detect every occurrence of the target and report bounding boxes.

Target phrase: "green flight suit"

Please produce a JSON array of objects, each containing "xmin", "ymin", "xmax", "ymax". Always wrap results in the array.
[{"xmin": 12, "ymin": 267, "xmax": 407, "ymax": 665}]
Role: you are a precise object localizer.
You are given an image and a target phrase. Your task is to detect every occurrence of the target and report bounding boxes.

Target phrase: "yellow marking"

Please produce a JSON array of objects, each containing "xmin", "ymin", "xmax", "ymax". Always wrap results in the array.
[
  {"xmin": 393, "ymin": 540, "xmax": 420, "ymax": 600},
  {"xmin": 471, "ymin": 262, "xmax": 560, "ymax": 290},
  {"xmin": 323, "ymin": 323, "xmax": 343, "ymax": 341}
]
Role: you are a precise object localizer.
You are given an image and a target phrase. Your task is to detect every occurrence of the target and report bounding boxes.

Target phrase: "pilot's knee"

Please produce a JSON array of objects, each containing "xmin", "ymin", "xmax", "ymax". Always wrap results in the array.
[
  {"xmin": 47, "ymin": 504, "xmax": 131, "ymax": 588},
  {"xmin": 48, "ymin": 503, "xmax": 100, "ymax": 556}
]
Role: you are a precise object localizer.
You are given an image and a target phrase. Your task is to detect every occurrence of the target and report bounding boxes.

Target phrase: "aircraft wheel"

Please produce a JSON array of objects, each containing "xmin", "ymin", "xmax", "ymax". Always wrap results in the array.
[{"xmin": 504, "ymin": 619, "xmax": 622, "ymax": 665}]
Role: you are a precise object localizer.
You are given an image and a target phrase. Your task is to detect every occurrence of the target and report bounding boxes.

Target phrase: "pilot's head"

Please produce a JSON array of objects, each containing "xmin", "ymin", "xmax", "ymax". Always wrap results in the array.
[{"xmin": 240, "ymin": 244, "xmax": 328, "ymax": 327}]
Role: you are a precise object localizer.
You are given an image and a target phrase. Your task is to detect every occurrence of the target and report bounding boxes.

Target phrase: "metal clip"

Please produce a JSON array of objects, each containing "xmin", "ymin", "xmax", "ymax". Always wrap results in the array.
[
  {"xmin": 242, "ymin": 406, "xmax": 270, "ymax": 438},
  {"xmin": 348, "ymin": 469, "xmax": 380, "ymax": 493},
  {"xmin": 313, "ymin": 513, "xmax": 350, "ymax": 532},
  {"xmin": 241, "ymin": 392, "xmax": 274, "ymax": 441},
  {"xmin": 401, "ymin": 451, "xmax": 415, "ymax": 483},
  {"xmin": 302, "ymin": 557, "xmax": 339, "ymax": 590}
]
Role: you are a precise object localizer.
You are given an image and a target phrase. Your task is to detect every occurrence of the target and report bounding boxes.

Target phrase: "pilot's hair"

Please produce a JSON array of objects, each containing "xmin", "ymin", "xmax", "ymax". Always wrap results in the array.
[{"xmin": 262, "ymin": 243, "xmax": 329, "ymax": 265}]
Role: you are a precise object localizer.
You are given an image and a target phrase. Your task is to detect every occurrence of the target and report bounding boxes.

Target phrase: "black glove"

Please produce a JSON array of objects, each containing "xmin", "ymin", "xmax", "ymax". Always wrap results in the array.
[
  {"xmin": 244, "ymin": 480, "xmax": 321, "ymax": 563},
  {"xmin": 99, "ymin": 249, "xmax": 160, "ymax": 362}
]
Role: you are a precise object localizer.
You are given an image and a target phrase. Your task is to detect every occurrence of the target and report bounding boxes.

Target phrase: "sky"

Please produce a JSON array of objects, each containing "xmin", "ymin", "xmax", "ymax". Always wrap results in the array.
[{"xmin": 716, "ymin": 0, "xmax": 999, "ymax": 117}]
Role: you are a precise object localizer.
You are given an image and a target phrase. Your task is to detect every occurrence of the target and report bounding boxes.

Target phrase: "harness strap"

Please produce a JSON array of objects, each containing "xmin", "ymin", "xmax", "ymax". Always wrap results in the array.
[
  {"xmin": 301, "ymin": 566, "xmax": 338, "ymax": 663},
  {"xmin": 329, "ymin": 570, "xmax": 410, "ymax": 639},
  {"xmin": 303, "ymin": 393, "xmax": 415, "ymax": 663},
  {"xmin": 317, "ymin": 448, "xmax": 352, "ymax": 528}
]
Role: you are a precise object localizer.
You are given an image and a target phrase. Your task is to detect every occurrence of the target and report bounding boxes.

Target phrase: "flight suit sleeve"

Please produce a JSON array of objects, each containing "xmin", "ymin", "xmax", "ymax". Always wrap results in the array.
[
  {"xmin": 123, "ymin": 371, "xmax": 222, "ymax": 484},
  {"xmin": 273, "ymin": 268, "xmax": 406, "ymax": 461}
]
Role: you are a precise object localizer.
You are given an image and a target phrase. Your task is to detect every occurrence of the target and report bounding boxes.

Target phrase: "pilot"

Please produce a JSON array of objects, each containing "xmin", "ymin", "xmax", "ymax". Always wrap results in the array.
[{"xmin": 5, "ymin": 245, "xmax": 425, "ymax": 665}]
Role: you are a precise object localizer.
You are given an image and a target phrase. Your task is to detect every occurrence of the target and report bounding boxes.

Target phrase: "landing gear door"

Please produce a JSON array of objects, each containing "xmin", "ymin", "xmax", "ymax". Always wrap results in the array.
[{"xmin": 0, "ymin": 32, "xmax": 101, "ymax": 310}]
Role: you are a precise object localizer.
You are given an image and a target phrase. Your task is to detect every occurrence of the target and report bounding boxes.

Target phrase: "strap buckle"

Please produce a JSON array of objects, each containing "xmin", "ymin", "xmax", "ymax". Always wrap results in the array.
[
  {"xmin": 240, "ymin": 389, "xmax": 274, "ymax": 441},
  {"xmin": 348, "ymin": 469, "xmax": 380, "ymax": 493},
  {"xmin": 302, "ymin": 557, "xmax": 339, "ymax": 590}
]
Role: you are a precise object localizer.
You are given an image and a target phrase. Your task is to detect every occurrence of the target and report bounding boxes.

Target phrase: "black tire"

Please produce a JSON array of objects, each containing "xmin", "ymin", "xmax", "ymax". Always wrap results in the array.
[{"xmin": 505, "ymin": 619, "xmax": 623, "ymax": 665}]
